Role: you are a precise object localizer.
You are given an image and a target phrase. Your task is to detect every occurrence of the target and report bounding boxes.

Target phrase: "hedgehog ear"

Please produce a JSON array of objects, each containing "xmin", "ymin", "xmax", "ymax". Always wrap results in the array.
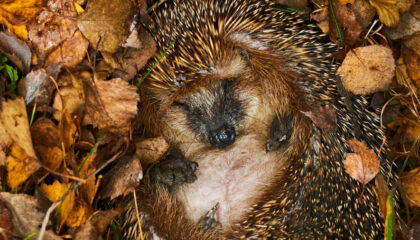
[{"xmin": 234, "ymin": 47, "xmax": 251, "ymax": 66}]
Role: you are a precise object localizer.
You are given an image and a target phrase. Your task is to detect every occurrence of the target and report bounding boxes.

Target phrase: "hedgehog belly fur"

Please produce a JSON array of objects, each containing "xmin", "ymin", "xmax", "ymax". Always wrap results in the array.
[{"xmin": 176, "ymin": 134, "xmax": 285, "ymax": 227}]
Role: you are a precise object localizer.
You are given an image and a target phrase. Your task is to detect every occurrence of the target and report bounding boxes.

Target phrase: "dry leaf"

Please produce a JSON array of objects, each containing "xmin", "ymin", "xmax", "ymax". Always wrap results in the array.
[
  {"xmin": 375, "ymin": 174, "xmax": 391, "ymax": 218},
  {"xmin": 344, "ymin": 139, "xmax": 380, "ymax": 184},
  {"xmin": 83, "ymin": 78, "xmax": 140, "ymax": 134},
  {"xmin": 311, "ymin": 7, "xmax": 329, "ymax": 34},
  {"xmin": 0, "ymin": 98, "xmax": 39, "ymax": 188},
  {"xmin": 0, "ymin": 32, "xmax": 31, "ymax": 74},
  {"xmin": 40, "ymin": 180, "xmax": 75, "ymax": 229},
  {"xmin": 0, "ymin": 200, "xmax": 13, "ymax": 232},
  {"xmin": 28, "ymin": 0, "xmax": 88, "ymax": 67},
  {"xmin": 77, "ymin": 0, "xmax": 136, "ymax": 53},
  {"xmin": 301, "ymin": 105, "xmax": 337, "ymax": 132},
  {"xmin": 0, "ymin": 192, "xmax": 61, "ymax": 239},
  {"xmin": 72, "ymin": 209, "xmax": 120, "ymax": 239},
  {"xmin": 401, "ymin": 168, "xmax": 420, "ymax": 207},
  {"xmin": 31, "ymin": 118, "xmax": 63, "ymax": 170},
  {"xmin": 65, "ymin": 199, "xmax": 91, "ymax": 227},
  {"xmin": 340, "ymin": 0, "xmax": 355, "ymax": 4},
  {"xmin": 0, "ymin": 0, "xmax": 45, "ymax": 39},
  {"xmin": 52, "ymin": 86, "xmax": 85, "ymax": 121},
  {"xmin": 18, "ymin": 64, "xmax": 62, "ymax": 108},
  {"xmin": 337, "ymin": 45, "xmax": 395, "ymax": 95},
  {"xmin": 329, "ymin": 0, "xmax": 362, "ymax": 46},
  {"xmin": 6, "ymin": 143, "xmax": 40, "ymax": 188},
  {"xmin": 98, "ymin": 154, "xmax": 142, "ymax": 200},
  {"xmin": 402, "ymin": 46, "xmax": 420, "ymax": 88},
  {"xmin": 136, "ymin": 136, "xmax": 169, "ymax": 167},
  {"xmin": 369, "ymin": 0, "xmax": 415, "ymax": 27},
  {"xmin": 59, "ymin": 109, "xmax": 78, "ymax": 152}
]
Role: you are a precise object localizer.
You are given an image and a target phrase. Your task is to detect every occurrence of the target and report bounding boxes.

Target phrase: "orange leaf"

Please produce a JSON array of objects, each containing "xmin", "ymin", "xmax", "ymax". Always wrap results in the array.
[
  {"xmin": 401, "ymin": 168, "xmax": 420, "ymax": 207},
  {"xmin": 343, "ymin": 139, "xmax": 380, "ymax": 184}
]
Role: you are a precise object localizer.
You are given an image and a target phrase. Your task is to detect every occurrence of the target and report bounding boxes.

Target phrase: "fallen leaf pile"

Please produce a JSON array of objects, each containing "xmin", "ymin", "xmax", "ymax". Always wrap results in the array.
[{"xmin": 0, "ymin": 0, "xmax": 418, "ymax": 238}]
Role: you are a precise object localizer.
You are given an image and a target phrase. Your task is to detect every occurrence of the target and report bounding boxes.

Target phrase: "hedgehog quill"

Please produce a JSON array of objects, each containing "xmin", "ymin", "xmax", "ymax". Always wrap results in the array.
[{"xmin": 122, "ymin": 0, "xmax": 397, "ymax": 239}]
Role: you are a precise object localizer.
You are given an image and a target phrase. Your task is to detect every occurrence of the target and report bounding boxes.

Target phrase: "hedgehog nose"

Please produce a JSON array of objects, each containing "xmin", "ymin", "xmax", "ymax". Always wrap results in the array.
[{"xmin": 208, "ymin": 125, "xmax": 236, "ymax": 149}]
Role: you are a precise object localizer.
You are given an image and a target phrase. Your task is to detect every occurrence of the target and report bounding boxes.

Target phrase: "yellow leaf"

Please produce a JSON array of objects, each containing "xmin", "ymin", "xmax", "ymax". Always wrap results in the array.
[
  {"xmin": 369, "ymin": 0, "xmax": 399, "ymax": 26},
  {"xmin": 59, "ymin": 109, "xmax": 77, "ymax": 151},
  {"xmin": 339, "ymin": 0, "xmax": 355, "ymax": 4},
  {"xmin": 6, "ymin": 143, "xmax": 40, "ymax": 188},
  {"xmin": 0, "ymin": 0, "xmax": 45, "ymax": 39},
  {"xmin": 40, "ymin": 180, "xmax": 75, "ymax": 229},
  {"xmin": 73, "ymin": 2, "xmax": 85, "ymax": 15},
  {"xmin": 65, "ymin": 199, "xmax": 91, "ymax": 227}
]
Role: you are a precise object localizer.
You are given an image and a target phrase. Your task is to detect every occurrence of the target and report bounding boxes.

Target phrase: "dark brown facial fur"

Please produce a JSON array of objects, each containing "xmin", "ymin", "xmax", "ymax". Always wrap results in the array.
[{"xmin": 171, "ymin": 79, "xmax": 245, "ymax": 149}]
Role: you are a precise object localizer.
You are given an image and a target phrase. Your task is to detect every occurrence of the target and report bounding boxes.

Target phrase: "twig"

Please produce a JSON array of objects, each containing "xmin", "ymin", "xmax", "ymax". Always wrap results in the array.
[
  {"xmin": 41, "ymin": 165, "xmax": 86, "ymax": 183},
  {"xmin": 38, "ymin": 152, "xmax": 121, "ymax": 240}
]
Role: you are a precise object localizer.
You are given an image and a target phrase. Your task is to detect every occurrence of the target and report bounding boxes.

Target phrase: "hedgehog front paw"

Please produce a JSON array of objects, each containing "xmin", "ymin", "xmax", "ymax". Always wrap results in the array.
[
  {"xmin": 149, "ymin": 148, "xmax": 198, "ymax": 189},
  {"xmin": 266, "ymin": 114, "xmax": 294, "ymax": 152}
]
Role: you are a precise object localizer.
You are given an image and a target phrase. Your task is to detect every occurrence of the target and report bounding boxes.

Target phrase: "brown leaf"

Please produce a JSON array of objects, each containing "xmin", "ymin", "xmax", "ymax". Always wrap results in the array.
[
  {"xmin": 386, "ymin": 12, "xmax": 420, "ymax": 40},
  {"xmin": 83, "ymin": 78, "xmax": 140, "ymax": 134},
  {"xmin": 18, "ymin": 64, "xmax": 62, "ymax": 108},
  {"xmin": 0, "ymin": 32, "xmax": 31, "ymax": 74},
  {"xmin": 402, "ymin": 46, "xmax": 420, "ymax": 89},
  {"xmin": 136, "ymin": 136, "xmax": 169, "ymax": 168},
  {"xmin": 77, "ymin": 0, "xmax": 136, "ymax": 53},
  {"xmin": 0, "ymin": 200, "xmax": 13, "ymax": 232},
  {"xmin": 374, "ymin": 173, "xmax": 391, "ymax": 218},
  {"xmin": 0, "ymin": 192, "xmax": 61, "ymax": 239},
  {"xmin": 31, "ymin": 118, "xmax": 63, "ymax": 170},
  {"xmin": 102, "ymin": 27, "xmax": 157, "ymax": 81},
  {"xmin": 312, "ymin": 7, "xmax": 329, "ymax": 34},
  {"xmin": 401, "ymin": 168, "xmax": 420, "ymax": 207},
  {"xmin": 98, "ymin": 154, "xmax": 142, "ymax": 200},
  {"xmin": 343, "ymin": 139, "xmax": 380, "ymax": 184},
  {"xmin": 40, "ymin": 180, "xmax": 75, "ymax": 229},
  {"xmin": 72, "ymin": 209, "xmax": 120, "ymax": 239},
  {"xmin": 404, "ymin": 32, "xmax": 420, "ymax": 58},
  {"xmin": 0, "ymin": 0, "xmax": 46, "ymax": 39},
  {"xmin": 329, "ymin": 0, "xmax": 363, "ymax": 46},
  {"xmin": 28, "ymin": 0, "xmax": 88, "ymax": 67},
  {"xmin": 301, "ymin": 105, "xmax": 337, "ymax": 132},
  {"xmin": 337, "ymin": 45, "xmax": 395, "ymax": 95}
]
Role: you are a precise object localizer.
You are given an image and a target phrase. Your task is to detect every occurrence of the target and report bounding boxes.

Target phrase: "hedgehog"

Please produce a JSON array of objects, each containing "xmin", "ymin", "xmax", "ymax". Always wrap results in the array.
[{"xmin": 122, "ymin": 0, "xmax": 397, "ymax": 239}]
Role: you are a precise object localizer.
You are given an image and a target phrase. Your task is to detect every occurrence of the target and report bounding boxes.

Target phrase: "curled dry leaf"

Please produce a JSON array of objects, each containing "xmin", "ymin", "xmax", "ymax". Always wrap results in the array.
[
  {"xmin": 65, "ymin": 199, "xmax": 92, "ymax": 227},
  {"xmin": 0, "ymin": 98, "xmax": 39, "ymax": 188},
  {"xmin": 40, "ymin": 180, "xmax": 75, "ymax": 229},
  {"xmin": 98, "ymin": 154, "xmax": 142, "ymax": 200},
  {"xmin": 77, "ymin": 0, "xmax": 136, "ymax": 53},
  {"xmin": 386, "ymin": 12, "xmax": 420, "ymax": 40},
  {"xmin": 31, "ymin": 118, "xmax": 64, "ymax": 170},
  {"xmin": 311, "ymin": 7, "xmax": 329, "ymax": 34},
  {"xmin": 301, "ymin": 105, "xmax": 337, "ymax": 132},
  {"xmin": 0, "ymin": 192, "xmax": 61, "ymax": 239},
  {"xmin": 0, "ymin": 0, "xmax": 45, "ymax": 39},
  {"xmin": 28, "ymin": 0, "xmax": 88, "ymax": 67},
  {"xmin": 0, "ymin": 32, "xmax": 31, "ymax": 74},
  {"xmin": 136, "ymin": 136, "xmax": 169, "ymax": 168},
  {"xmin": 343, "ymin": 139, "xmax": 380, "ymax": 184},
  {"xmin": 83, "ymin": 78, "xmax": 140, "ymax": 134},
  {"xmin": 18, "ymin": 64, "xmax": 62, "ymax": 108},
  {"xmin": 102, "ymin": 27, "xmax": 157, "ymax": 81},
  {"xmin": 401, "ymin": 168, "xmax": 420, "ymax": 207},
  {"xmin": 337, "ymin": 45, "xmax": 395, "ymax": 95}
]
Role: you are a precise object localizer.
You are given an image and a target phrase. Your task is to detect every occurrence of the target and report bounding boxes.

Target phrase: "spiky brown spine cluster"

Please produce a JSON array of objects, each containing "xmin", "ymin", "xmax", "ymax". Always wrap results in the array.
[{"xmin": 125, "ymin": 0, "xmax": 397, "ymax": 239}]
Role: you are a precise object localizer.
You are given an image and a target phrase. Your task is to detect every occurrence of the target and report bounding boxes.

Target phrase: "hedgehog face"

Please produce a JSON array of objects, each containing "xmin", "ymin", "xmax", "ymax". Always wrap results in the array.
[{"xmin": 165, "ymin": 79, "xmax": 247, "ymax": 149}]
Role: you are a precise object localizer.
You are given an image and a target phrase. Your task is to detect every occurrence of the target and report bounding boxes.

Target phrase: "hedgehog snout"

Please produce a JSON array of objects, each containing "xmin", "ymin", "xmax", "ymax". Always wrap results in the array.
[{"xmin": 208, "ymin": 124, "xmax": 236, "ymax": 149}]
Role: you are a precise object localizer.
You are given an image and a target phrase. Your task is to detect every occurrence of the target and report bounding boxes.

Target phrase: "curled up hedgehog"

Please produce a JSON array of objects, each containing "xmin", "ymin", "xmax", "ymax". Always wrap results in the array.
[{"xmin": 122, "ymin": 0, "xmax": 397, "ymax": 239}]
